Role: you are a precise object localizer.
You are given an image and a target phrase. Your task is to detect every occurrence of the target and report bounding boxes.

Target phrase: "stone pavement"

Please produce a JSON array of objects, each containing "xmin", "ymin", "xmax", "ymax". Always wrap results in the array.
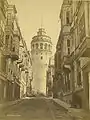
[
  {"xmin": 53, "ymin": 98, "xmax": 90, "ymax": 120},
  {"xmin": 0, "ymin": 97, "xmax": 73, "ymax": 120},
  {"xmin": 0, "ymin": 99, "xmax": 23, "ymax": 110}
]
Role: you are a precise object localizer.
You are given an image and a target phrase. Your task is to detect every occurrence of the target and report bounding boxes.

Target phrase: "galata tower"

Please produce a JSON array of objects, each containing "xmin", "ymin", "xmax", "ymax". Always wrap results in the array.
[{"xmin": 31, "ymin": 28, "xmax": 52, "ymax": 95}]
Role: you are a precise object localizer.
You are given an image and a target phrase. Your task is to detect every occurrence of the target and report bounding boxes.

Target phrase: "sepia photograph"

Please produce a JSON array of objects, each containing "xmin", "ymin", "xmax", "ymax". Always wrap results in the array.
[{"xmin": 0, "ymin": 0, "xmax": 90, "ymax": 119}]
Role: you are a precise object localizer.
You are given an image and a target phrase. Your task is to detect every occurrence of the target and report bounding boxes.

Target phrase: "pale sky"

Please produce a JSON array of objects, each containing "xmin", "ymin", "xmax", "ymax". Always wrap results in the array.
[{"xmin": 8, "ymin": 0, "xmax": 63, "ymax": 54}]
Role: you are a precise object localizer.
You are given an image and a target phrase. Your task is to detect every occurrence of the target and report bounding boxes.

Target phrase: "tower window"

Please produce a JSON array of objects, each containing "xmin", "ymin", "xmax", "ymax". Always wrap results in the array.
[
  {"xmin": 49, "ymin": 44, "xmax": 50, "ymax": 50},
  {"xmin": 44, "ymin": 43, "xmax": 47, "ymax": 49},
  {"xmin": 40, "ymin": 43, "xmax": 43, "ymax": 49},
  {"xmin": 36, "ymin": 43, "xmax": 39, "ymax": 49},
  {"xmin": 6, "ymin": 35, "xmax": 9, "ymax": 40},
  {"xmin": 36, "ymin": 52, "xmax": 38, "ymax": 55},
  {"xmin": 12, "ymin": 47, "xmax": 15, "ymax": 52},
  {"xmin": 41, "ymin": 56, "xmax": 43, "ymax": 59},
  {"xmin": 11, "ymin": 71, "xmax": 12, "ymax": 74}
]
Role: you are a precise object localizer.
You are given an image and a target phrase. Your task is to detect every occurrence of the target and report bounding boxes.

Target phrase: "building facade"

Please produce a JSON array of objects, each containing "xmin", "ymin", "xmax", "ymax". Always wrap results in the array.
[
  {"xmin": 0, "ymin": 0, "xmax": 8, "ymax": 102},
  {"xmin": 53, "ymin": 34, "xmax": 64, "ymax": 98},
  {"xmin": 57, "ymin": 0, "xmax": 72, "ymax": 103},
  {"xmin": 25, "ymin": 51, "xmax": 32, "ymax": 97},
  {"xmin": 18, "ymin": 39, "xmax": 32, "ymax": 98},
  {"xmin": 0, "ymin": 0, "xmax": 21, "ymax": 101},
  {"xmin": 0, "ymin": 0, "xmax": 32, "ymax": 102},
  {"xmin": 31, "ymin": 28, "xmax": 52, "ymax": 95},
  {"xmin": 46, "ymin": 56, "xmax": 54, "ymax": 97},
  {"xmin": 55, "ymin": 0, "xmax": 90, "ymax": 110}
]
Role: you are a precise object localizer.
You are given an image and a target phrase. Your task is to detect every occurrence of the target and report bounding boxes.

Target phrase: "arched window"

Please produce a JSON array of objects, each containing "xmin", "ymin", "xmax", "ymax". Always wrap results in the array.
[
  {"xmin": 36, "ymin": 43, "xmax": 39, "ymax": 49},
  {"xmin": 40, "ymin": 43, "xmax": 43, "ymax": 49},
  {"xmin": 41, "ymin": 56, "xmax": 43, "ymax": 59},
  {"xmin": 44, "ymin": 43, "xmax": 47, "ymax": 49},
  {"xmin": 48, "ymin": 44, "xmax": 50, "ymax": 50},
  {"xmin": 12, "ymin": 46, "xmax": 15, "ymax": 52}
]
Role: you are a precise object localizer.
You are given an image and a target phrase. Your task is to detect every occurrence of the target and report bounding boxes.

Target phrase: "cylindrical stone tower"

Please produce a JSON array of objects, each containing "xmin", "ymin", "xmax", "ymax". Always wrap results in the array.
[{"xmin": 31, "ymin": 28, "xmax": 52, "ymax": 95}]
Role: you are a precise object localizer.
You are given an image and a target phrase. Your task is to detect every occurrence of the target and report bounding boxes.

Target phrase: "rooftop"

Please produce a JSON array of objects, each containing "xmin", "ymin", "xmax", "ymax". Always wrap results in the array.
[{"xmin": 31, "ymin": 28, "xmax": 52, "ymax": 44}]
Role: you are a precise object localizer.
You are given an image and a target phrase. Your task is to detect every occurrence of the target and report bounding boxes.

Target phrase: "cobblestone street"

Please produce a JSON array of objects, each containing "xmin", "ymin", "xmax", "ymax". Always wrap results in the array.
[{"xmin": 0, "ymin": 97, "xmax": 73, "ymax": 120}]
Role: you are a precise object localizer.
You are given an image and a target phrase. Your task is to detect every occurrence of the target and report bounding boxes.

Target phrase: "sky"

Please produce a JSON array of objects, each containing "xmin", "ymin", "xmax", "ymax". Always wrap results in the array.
[{"xmin": 8, "ymin": 0, "xmax": 63, "ymax": 54}]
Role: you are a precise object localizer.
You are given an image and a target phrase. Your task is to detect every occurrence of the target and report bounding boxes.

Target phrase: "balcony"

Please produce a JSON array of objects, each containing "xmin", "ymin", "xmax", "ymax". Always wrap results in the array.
[
  {"xmin": 63, "ymin": 55, "xmax": 71, "ymax": 72},
  {"xmin": 11, "ymin": 51, "xmax": 19, "ymax": 60},
  {"xmin": 63, "ymin": 55, "xmax": 71, "ymax": 65},
  {"xmin": 77, "ymin": 36, "xmax": 90, "ymax": 57}
]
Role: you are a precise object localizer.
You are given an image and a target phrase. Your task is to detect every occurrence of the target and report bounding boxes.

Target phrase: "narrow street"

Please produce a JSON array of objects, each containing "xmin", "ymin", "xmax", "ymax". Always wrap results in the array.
[{"xmin": 0, "ymin": 97, "xmax": 72, "ymax": 120}]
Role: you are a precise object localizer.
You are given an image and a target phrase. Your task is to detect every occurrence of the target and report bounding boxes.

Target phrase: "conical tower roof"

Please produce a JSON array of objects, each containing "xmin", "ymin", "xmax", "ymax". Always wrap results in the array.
[{"xmin": 31, "ymin": 28, "xmax": 52, "ymax": 44}]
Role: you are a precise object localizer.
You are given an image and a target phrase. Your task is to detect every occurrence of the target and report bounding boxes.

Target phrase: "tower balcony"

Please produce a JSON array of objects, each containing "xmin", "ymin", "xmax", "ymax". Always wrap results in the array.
[{"xmin": 11, "ymin": 51, "xmax": 19, "ymax": 60}]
